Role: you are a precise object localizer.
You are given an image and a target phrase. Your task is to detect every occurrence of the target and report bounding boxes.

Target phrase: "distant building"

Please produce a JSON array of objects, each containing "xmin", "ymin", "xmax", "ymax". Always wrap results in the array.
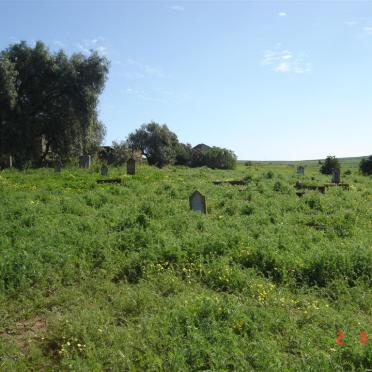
[{"xmin": 192, "ymin": 144, "xmax": 211, "ymax": 152}]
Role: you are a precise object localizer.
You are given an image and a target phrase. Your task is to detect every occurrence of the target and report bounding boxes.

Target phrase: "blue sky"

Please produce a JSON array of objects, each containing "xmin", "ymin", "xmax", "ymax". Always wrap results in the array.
[{"xmin": 1, "ymin": 0, "xmax": 371, "ymax": 160}]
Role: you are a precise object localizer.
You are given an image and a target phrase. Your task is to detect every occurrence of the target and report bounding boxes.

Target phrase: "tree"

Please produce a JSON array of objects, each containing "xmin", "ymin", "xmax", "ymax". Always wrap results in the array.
[
  {"xmin": 0, "ymin": 41, "xmax": 109, "ymax": 167},
  {"xmin": 127, "ymin": 122, "xmax": 179, "ymax": 167},
  {"xmin": 359, "ymin": 155, "xmax": 372, "ymax": 175},
  {"xmin": 320, "ymin": 156, "xmax": 340, "ymax": 175},
  {"xmin": 111, "ymin": 141, "xmax": 131, "ymax": 166},
  {"xmin": 0, "ymin": 56, "xmax": 18, "ymax": 157},
  {"xmin": 175, "ymin": 143, "xmax": 192, "ymax": 165},
  {"xmin": 203, "ymin": 147, "xmax": 237, "ymax": 169}
]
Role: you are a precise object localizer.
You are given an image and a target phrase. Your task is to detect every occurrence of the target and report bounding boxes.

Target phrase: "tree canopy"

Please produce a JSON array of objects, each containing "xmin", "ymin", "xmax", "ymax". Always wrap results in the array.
[
  {"xmin": 0, "ymin": 41, "xmax": 109, "ymax": 167},
  {"xmin": 127, "ymin": 122, "xmax": 236, "ymax": 169},
  {"xmin": 359, "ymin": 155, "xmax": 372, "ymax": 175},
  {"xmin": 320, "ymin": 156, "xmax": 340, "ymax": 175},
  {"xmin": 127, "ymin": 122, "xmax": 179, "ymax": 167}
]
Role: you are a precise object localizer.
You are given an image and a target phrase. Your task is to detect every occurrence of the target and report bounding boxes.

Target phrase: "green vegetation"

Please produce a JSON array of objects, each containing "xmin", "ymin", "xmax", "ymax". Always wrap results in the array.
[
  {"xmin": 360, "ymin": 155, "xmax": 372, "ymax": 176},
  {"xmin": 320, "ymin": 156, "xmax": 341, "ymax": 175},
  {"xmin": 0, "ymin": 41, "xmax": 109, "ymax": 167},
  {"xmin": 127, "ymin": 122, "xmax": 236, "ymax": 169},
  {"xmin": 0, "ymin": 162, "xmax": 371, "ymax": 370}
]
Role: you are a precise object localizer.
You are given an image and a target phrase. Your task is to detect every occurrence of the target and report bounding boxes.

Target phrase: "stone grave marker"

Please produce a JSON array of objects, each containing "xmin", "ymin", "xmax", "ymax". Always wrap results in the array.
[
  {"xmin": 100, "ymin": 165, "xmax": 108, "ymax": 176},
  {"xmin": 297, "ymin": 166, "xmax": 305, "ymax": 175},
  {"xmin": 127, "ymin": 158, "xmax": 135, "ymax": 175},
  {"xmin": 331, "ymin": 168, "xmax": 340, "ymax": 184},
  {"xmin": 79, "ymin": 155, "xmax": 91, "ymax": 169},
  {"xmin": 55, "ymin": 160, "xmax": 62, "ymax": 173},
  {"xmin": 0, "ymin": 155, "xmax": 13, "ymax": 169},
  {"xmin": 189, "ymin": 190, "xmax": 207, "ymax": 214}
]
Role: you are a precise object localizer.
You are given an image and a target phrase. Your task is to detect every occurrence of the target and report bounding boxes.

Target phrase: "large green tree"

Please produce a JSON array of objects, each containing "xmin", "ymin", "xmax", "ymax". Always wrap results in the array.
[
  {"xmin": 0, "ymin": 41, "xmax": 109, "ymax": 166},
  {"xmin": 359, "ymin": 155, "xmax": 372, "ymax": 175},
  {"xmin": 127, "ymin": 122, "xmax": 179, "ymax": 167},
  {"xmin": 320, "ymin": 156, "xmax": 340, "ymax": 175}
]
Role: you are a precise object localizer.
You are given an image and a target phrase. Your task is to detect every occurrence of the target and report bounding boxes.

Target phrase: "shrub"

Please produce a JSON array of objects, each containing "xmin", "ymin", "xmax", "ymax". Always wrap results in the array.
[
  {"xmin": 244, "ymin": 161, "xmax": 252, "ymax": 166},
  {"xmin": 320, "ymin": 156, "xmax": 340, "ymax": 174},
  {"xmin": 203, "ymin": 147, "xmax": 237, "ymax": 169},
  {"xmin": 175, "ymin": 143, "xmax": 192, "ymax": 165},
  {"xmin": 111, "ymin": 141, "xmax": 131, "ymax": 166},
  {"xmin": 191, "ymin": 147, "xmax": 237, "ymax": 170},
  {"xmin": 359, "ymin": 155, "xmax": 372, "ymax": 175}
]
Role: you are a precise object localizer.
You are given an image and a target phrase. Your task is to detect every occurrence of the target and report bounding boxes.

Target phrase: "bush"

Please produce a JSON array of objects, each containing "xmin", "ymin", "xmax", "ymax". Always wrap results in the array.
[
  {"xmin": 359, "ymin": 155, "xmax": 372, "ymax": 175},
  {"xmin": 111, "ymin": 141, "xmax": 131, "ymax": 166},
  {"xmin": 245, "ymin": 161, "xmax": 252, "ymax": 166},
  {"xmin": 320, "ymin": 156, "xmax": 340, "ymax": 174},
  {"xmin": 202, "ymin": 147, "xmax": 237, "ymax": 170},
  {"xmin": 175, "ymin": 143, "xmax": 192, "ymax": 165}
]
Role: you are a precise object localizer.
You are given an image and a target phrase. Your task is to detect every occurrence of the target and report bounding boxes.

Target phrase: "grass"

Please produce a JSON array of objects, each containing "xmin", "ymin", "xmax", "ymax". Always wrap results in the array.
[{"xmin": 0, "ymin": 162, "xmax": 371, "ymax": 371}]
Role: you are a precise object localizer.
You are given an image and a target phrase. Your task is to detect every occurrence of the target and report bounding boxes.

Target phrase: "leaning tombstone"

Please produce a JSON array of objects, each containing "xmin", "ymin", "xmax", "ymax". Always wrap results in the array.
[
  {"xmin": 127, "ymin": 158, "xmax": 135, "ymax": 175},
  {"xmin": 331, "ymin": 168, "xmax": 340, "ymax": 184},
  {"xmin": 189, "ymin": 190, "xmax": 207, "ymax": 214},
  {"xmin": 100, "ymin": 165, "xmax": 108, "ymax": 176},
  {"xmin": 79, "ymin": 155, "xmax": 91, "ymax": 169},
  {"xmin": 297, "ymin": 166, "xmax": 304, "ymax": 175}
]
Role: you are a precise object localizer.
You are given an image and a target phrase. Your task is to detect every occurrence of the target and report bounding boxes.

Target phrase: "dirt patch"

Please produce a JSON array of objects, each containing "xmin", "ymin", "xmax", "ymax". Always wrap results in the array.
[{"xmin": 0, "ymin": 316, "xmax": 47, "ymax": 353}]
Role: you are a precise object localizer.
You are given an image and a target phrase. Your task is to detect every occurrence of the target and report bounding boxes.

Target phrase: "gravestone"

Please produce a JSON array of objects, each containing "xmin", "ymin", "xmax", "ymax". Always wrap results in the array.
[
  {"xmin": 55, "ymin": 160, "xmax": 62, "ymax": 173},
  {"xmin": 127, "ymin": 158, "xmax": 135, "ymax": 175},
  {"xmin": 100, "ymin": 165, "xmax": 108, "ymax": 176},
  {"xmin": 331, "ymin": 168, "xmax": 340, "ymax": 184},
  {"xmin": 297, "ymin": 166, "xmax": 305, "ymax": 175},
  {"xmin": 0, "ymin": 155, "xmax": 12, "ymax": 169},
  {"xmin": 79, "ymin": 155, "xmax": 91, "ymax": 169},
  {"xmin": 189, "ymin": 190, "xmax": 207, "ymax": 214}
]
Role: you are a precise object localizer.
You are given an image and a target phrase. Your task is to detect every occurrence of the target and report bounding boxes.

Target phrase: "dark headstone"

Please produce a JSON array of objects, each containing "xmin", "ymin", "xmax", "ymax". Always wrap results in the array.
[
  {"xmin": 331, "ymin": 168, "xmax": 340, "ymax": 184},
  {"xmin": 297, "ymin": 166, "xmax": 304, "ymax": 175},
  {"xmin": 79, "ymin": 155, "xmax": 91, "ymax": 169},
  {"xmin": 100, "ymin": 165, "xmax": 108, "ymax": 176},
  {"xmin": 0, "ymin": 155, "xmax": 12, "ymax": 169},
  {"xmin": 55, "ymin": 160, "xmax": 62, "ymax": 173},
  {"xmin": 127, "ymin": 158, "xmax": 135, "ymax": 175},
  {"xmin": 189, "ymin": 190, "xmax": 207, "ymax": 214}
]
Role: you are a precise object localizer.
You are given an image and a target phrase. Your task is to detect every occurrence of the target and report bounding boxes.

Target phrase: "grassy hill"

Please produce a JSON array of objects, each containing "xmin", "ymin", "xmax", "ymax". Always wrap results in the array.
[
  {"xmin": 241, "ymin": 156, "xmax": 367, "ymax": 168},
  {"xmin": 0, "ymin": 163, "xmax": 371, "ymax": 370}
]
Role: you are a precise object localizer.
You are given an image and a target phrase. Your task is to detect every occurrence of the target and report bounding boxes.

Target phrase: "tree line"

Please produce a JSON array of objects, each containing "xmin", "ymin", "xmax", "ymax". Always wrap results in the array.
[
  {"xmin": 0, "ymin": 41, "xmax": 237, "ymax": 170},
  {"xmin": 0, "ymin": 41, "xmax": 108, "ymax": 167},
  {"xmin": 112, "ymin": 122, "xmax": 237, "ymax": 169}
]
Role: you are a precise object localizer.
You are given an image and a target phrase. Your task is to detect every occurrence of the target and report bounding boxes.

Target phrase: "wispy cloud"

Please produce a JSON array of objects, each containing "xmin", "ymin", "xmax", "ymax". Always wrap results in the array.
[
  {"xmin": 262, "ymin": 46, "xmax": 312, "ymax": 74},
  {"xmin": 53, "ymin": 40, "xmax": 65, "ymax": 48},
  {"xmin": 345, "ymin": 20, "xmax": 357, "ymax": 27},
  {"xmin": 170, "ymin": 5, "xmax": 184, "ymax": 11},
  {"xmin": 123, "ymin": 58, "xmax": 167, "ymax": 79},
  {"xmin": 125, "ymin": 86, "xmax": 189, "ymax": 105},
  {"xmin": 76, "ymin": 37, "xmax": 108, "ymax": 56},
  {"xmin": 277, "ymin": 12, "xmax": 287, "ymax": 17},
  {"xmin": 363, "ymin": 26, "xmax": 372, "ymax": 34}
]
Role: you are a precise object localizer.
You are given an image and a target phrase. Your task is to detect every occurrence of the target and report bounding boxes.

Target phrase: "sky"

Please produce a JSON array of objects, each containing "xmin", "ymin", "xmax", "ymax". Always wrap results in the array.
[{"xmin": 1, "ymin": 0, "xmax": 371, "ymax": 160}]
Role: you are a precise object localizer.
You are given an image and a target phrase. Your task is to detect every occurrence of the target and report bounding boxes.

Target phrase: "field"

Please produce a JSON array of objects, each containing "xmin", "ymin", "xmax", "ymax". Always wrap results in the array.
[{"xmin": 0, "ymin": 162, "xmax": 371, "ymax": 371}]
